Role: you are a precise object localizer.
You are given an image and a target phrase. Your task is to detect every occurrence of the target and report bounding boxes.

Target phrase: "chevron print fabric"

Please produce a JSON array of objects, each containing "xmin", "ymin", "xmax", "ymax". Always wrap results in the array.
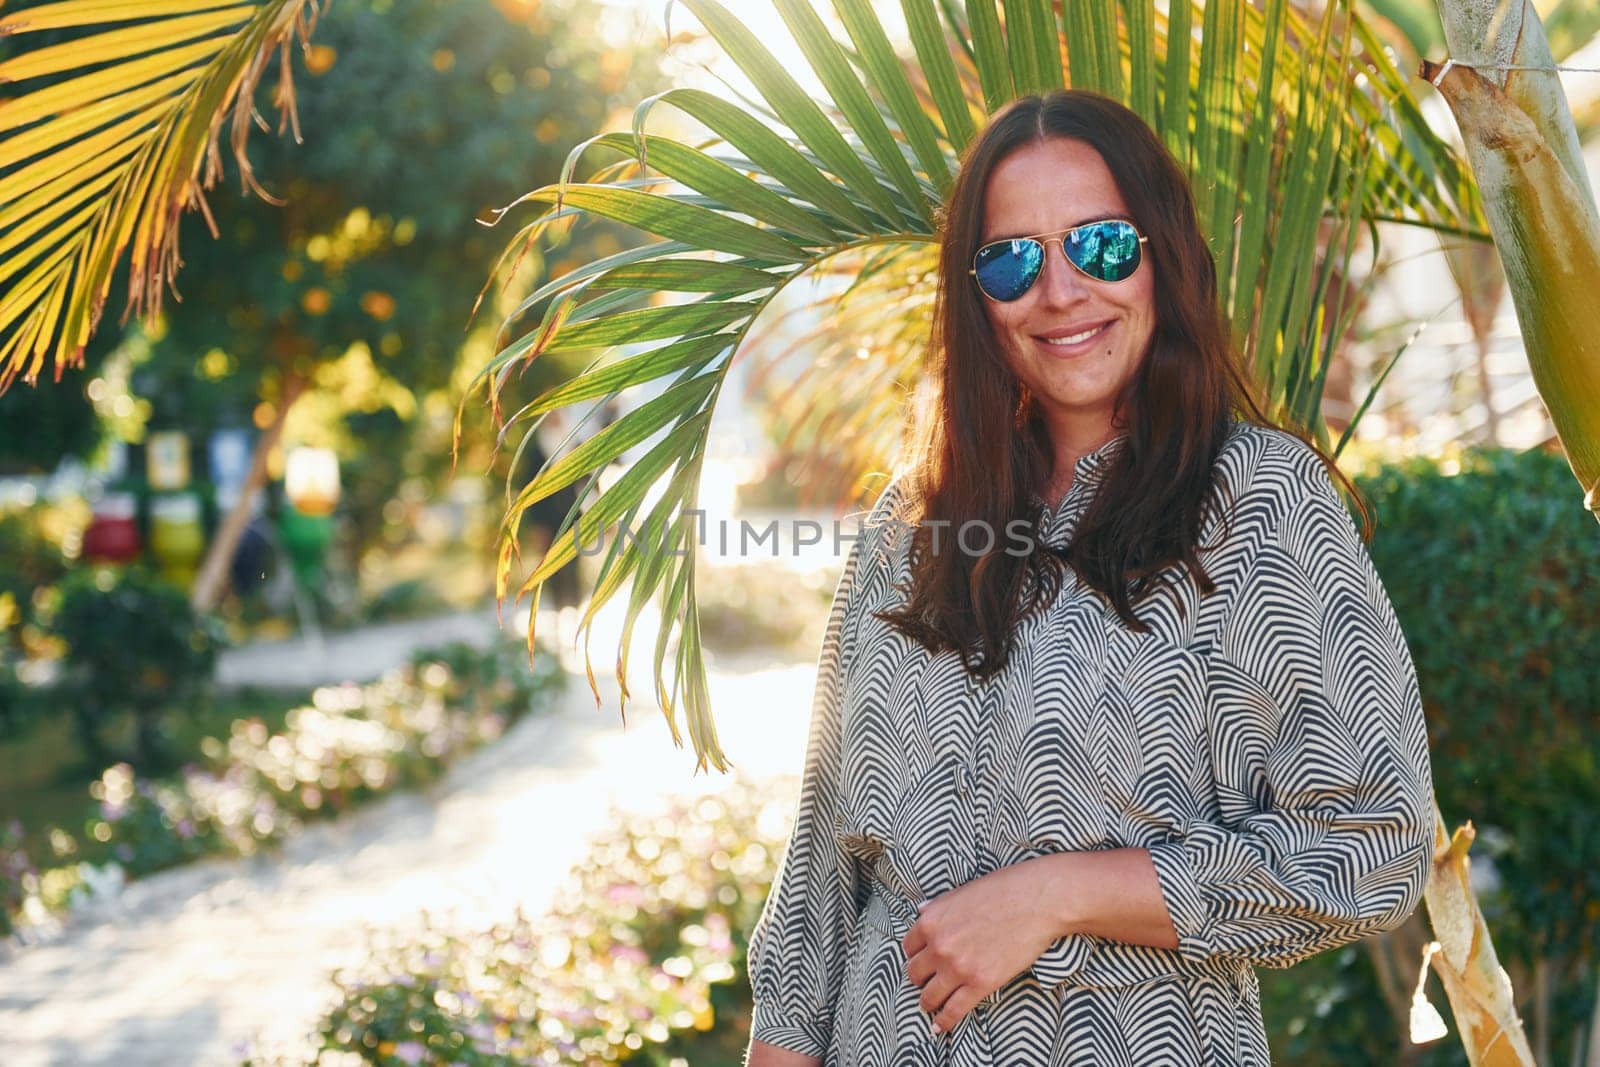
[{"xmin": 745, "ymin": 421, "xmax": 1436, "ymax": 1066}]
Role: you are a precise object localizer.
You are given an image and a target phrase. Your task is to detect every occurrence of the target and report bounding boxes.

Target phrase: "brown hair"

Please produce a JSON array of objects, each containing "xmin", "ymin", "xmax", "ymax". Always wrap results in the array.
[{"xmin": 877, "ymin": 88, "xmax": 1368, "ymax": 678}]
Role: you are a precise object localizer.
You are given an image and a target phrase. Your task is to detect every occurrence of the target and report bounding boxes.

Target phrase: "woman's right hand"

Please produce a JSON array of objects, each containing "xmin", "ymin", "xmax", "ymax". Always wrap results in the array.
[{"xmin": 745, "ymin": 1039, "xmax": 823, "ymax": 1067}]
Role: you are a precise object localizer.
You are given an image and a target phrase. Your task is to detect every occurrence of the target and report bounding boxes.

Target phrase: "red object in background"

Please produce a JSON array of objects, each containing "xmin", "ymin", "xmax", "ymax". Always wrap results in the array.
[{"xmin": 82, "ymin": 492, "xmax": 141, "ymax": 564}]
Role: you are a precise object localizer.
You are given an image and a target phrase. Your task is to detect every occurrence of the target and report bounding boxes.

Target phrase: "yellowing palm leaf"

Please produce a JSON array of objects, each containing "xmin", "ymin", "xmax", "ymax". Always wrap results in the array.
[{"xmin": 0, "ymin": 0, "xmax": 322, "ymax": 389}]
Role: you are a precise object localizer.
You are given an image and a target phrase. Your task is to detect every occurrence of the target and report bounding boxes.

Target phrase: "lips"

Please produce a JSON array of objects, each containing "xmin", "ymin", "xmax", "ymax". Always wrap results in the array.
[
  {"xmin": 1036, "ymin": 318, "xmax": 1114, "ymax": 343},
  {"xmin": 1034, "ymin": 319, "xmax": 1115, "ymax": 355}
]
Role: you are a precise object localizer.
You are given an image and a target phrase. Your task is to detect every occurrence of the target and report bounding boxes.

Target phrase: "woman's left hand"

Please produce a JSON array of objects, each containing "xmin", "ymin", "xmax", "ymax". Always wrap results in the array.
[{"xmin": 901, "ymin": 856, "xmax": 1068, "ymax": 1034}]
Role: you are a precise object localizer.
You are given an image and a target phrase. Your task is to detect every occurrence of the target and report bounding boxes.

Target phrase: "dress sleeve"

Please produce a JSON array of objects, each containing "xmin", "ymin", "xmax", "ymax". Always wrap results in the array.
[
  {"xmin": 745, "ymin": 492, "xmax": 885, "ymax": 1057},
  {"xmin": 1145, "ymin": 449, "xmax": 1436, "ymax": 969}
]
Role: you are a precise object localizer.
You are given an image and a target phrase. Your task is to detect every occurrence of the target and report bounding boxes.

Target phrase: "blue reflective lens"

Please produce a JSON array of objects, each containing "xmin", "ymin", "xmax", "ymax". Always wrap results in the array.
[
  {"xmin": 1064, "ymin": 222, "xmax": 1142, "ymax": 282},
  {"xmin": 973, "ymin": 238, "xmax": 1045, "ymax": 302}
]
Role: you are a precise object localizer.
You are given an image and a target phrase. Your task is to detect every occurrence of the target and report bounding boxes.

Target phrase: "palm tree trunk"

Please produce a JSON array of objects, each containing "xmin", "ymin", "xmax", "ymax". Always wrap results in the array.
[{"xmin": 189, "ymin": 372, "xmax": 306, "ymax": 613}]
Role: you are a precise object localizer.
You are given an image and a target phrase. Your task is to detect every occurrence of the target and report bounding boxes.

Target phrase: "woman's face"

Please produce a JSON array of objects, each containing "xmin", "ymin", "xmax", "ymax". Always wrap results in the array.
[{"xmin": 977, "ymin": 137, "xmax": 1157, "ymax": 442}]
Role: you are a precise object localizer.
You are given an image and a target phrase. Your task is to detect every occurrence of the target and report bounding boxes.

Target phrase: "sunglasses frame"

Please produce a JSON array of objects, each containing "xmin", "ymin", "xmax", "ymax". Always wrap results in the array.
[{"xmin": 969, "ymin": 218, "xmax": 1148, "ymax": 302}]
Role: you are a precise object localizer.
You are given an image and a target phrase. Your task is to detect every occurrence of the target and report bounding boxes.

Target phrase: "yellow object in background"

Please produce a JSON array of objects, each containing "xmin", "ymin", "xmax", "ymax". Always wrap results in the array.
[{"xmin": 149, "ymin": 494, "xmax": 204, "ymax": 586}]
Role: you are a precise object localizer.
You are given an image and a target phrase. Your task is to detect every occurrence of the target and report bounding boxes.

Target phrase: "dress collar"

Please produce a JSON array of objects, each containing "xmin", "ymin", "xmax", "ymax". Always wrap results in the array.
[{"xmin": 1029, "ymin": 431, "xmax": 1130, "ymax": 512}]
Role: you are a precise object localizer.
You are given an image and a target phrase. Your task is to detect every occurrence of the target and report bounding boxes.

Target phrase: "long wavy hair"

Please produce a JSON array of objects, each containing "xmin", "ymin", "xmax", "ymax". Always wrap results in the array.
[{"xmin": 877, "ymin": 89, "xmax": 1368, "ymax": 678}]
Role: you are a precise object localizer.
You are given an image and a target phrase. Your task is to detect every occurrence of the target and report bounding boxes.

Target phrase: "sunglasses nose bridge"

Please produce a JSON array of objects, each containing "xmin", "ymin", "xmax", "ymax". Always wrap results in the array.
[{"xmin": 1036, "ymin": 234, "xmax": 1092, "ymax": 294}]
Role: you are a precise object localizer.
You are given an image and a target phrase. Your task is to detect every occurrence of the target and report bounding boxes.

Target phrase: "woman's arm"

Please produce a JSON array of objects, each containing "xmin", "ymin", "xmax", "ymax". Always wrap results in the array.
[
  {"xmin": 1134, "ymin": 446, "xmax": 1434, "ymax": 969},
  {"xmin": 745, "ymin": 1039, "xmax": 823, "ymax": 1067},
  {"xmin": 985, "ymin": 446, "xmax": 1434, "ymax": 1024},
  {"xmin": 744, "ymin": 488, "xmax": 902, "ymax": 1061},
  {"xmin": 1019, "ymin": 448, "xmax": 1432, "ymax": 1007},
  {"xmin": 1035, "ymin": 847, "xmax": 1178, "ymax": 948}
]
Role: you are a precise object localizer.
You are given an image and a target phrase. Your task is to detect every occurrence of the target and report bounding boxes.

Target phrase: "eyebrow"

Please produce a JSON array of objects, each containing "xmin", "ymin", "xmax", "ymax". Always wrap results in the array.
[{"xmin": 982, "ymin": 213, "xmax": 1125, "ymax": 243}]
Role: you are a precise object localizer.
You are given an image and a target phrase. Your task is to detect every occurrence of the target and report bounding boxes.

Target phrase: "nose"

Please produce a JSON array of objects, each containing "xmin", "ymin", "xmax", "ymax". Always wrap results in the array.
[{"xmin": 1034, "ymin": 237, "xmax": 1091, "ymax": 305}]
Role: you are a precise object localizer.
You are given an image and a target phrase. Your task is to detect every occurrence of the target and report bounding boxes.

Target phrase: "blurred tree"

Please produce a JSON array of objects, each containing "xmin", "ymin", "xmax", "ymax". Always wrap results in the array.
[
  {"xmin": 82, "ymin": 0, "xmax": 665, "ymax": 607},
  {"xmin": 0, "ymin": 370, "xmax": 99, "ymax": 475}
]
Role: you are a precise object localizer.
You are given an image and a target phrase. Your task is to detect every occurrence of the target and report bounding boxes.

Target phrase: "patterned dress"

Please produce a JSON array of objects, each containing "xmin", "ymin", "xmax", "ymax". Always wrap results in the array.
[{"xmin": 744, "ymin": 421, "xmax": 1436, "ymax": 1066}]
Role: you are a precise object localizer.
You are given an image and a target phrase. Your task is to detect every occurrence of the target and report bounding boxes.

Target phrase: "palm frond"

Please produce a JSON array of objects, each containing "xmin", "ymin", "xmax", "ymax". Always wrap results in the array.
[{"xmin": 0, "ymin": 0, "xmax": 323, "ymax": 389}]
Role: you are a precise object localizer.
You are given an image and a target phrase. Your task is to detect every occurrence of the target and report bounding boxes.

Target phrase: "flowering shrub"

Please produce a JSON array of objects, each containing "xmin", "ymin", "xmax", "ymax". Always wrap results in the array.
[
  {"xmin": 242, "ymin": 778, "xmax": 800, "ymax": 1066},
  {"xmin": 3, "ymin": 638, "xmax": 565, "ymax": 938}
]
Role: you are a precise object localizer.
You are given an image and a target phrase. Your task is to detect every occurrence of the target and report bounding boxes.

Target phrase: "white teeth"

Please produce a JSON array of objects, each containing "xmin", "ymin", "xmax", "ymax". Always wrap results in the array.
[{"xmin": 1043, "ymin": 322, "xmax": 1109, "ymax": 346}]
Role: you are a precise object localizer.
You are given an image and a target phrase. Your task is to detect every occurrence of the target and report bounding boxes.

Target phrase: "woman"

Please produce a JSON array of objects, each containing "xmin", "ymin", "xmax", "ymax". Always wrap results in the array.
[{"xmin": 744, "ymin": 89, "xmax": 1435, "ymax": 1066}]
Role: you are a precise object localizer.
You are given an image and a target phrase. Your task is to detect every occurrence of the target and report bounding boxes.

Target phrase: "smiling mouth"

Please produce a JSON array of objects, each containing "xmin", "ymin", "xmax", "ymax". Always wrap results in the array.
[{"xmin": 1037, "ymin": 320, "xmax": 1113, "ymax": 349}]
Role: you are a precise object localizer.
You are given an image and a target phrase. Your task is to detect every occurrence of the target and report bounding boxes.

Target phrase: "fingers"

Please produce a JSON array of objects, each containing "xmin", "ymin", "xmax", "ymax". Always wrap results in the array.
[
  {"xmin": 904, "ymin": 944, "xmax": 934, "ymax": 987},
  {"xmin": 930, "ymin": 986, "xmax": 982, "ymax": 1035},
  {"xmin": 916, "ymin": 967, "xmax": 961, "ymax": 1018}
]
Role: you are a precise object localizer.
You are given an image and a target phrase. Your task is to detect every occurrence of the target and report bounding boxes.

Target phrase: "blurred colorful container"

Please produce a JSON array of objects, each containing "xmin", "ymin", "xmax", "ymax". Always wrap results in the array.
[
  {"xmin": 149, "ymin": 493, "xmax": 205, "ymax": 586},
  {"xmin": 82, "ymin": 492, "xmax": 141, "ymax": 565},
  {"xmin": 146, "ymin": 431, "xmax": 190, "ymax": 491}
]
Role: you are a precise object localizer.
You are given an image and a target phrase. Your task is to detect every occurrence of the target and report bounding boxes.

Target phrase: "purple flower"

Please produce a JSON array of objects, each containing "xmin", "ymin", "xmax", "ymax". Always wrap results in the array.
[{"xmin": 394, "ymin": 1040, "xmax": 425, "ymax": 1064}]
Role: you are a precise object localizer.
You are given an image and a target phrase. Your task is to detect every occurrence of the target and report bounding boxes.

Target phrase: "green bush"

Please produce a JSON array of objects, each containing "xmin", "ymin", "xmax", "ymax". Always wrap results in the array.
[
  {"xmin": 48, "ymin": 566, "xmax": 223, "ymax": 770},
  {"xmin": 1356, "ymin": 444, "xmax": 1599, "ymax": 1061},
  {"xmin": 0, "ymin": 819, "xmax": 34, "ymax": 936},
  {"xmin": 0, "ymin": 505, "xmax": 72, "ymax": 740},
  {"xmin": 0, "ymin": 666, "xmax": 43, "ymax": 741},
  {"xmin": 406, "ymin": 636, "xmax": 565, "ymax": 722},
  {"xmin": 0, "ymin": 506, "xmax": 69, "ymax": 648}
]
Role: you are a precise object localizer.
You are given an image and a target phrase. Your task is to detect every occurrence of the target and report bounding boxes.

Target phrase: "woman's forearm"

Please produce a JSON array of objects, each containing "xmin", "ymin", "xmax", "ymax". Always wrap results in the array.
[
  {"xmin": 745, "ymin": 1039, "xmax": 823, "ymax": 1067},
  {"xmin": 1039, "ymin": 848, "xmax": 1180, "ymax": 950}
]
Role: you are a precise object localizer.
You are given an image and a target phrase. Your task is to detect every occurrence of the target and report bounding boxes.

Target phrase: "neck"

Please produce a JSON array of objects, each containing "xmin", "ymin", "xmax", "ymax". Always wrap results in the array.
[{"xmin": 1040, "ymin": 415, "xmax": 1123, "ymax": 491}]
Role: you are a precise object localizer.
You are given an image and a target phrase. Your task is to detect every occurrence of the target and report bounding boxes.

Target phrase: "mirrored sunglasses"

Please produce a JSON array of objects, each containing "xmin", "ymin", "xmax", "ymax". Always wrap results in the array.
[{"xmin": 969, "ymin": 219, "xmax": 1148, "ymax": 302}]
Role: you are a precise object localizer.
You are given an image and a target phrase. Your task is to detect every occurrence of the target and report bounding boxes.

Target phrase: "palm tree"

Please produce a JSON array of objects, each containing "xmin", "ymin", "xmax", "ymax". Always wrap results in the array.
[{"xmin": 1412, "ymin": 4, "xmax": 1600, "ymax": 1064}]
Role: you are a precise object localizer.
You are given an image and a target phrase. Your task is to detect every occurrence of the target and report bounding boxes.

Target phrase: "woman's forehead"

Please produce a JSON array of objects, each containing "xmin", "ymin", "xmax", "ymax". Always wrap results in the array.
[{"xmin": 979, "ymin": 139, "xmax": 1128, "ymax": 239}]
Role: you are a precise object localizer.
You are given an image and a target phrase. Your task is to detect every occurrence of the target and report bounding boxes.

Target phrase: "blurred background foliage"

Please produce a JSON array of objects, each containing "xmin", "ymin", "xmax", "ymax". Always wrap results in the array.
[
  {"xmin": 0, "ymin": 0, "xmax": 667, "ymax": 627},
  {"xmin": 118, "ymin": 0, "xmax": 665, "ymax": 596}
]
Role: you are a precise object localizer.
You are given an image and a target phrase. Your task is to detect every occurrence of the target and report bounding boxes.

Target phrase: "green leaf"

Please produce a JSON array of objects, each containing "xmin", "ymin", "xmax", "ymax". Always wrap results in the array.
[
  {"xmin": 505, "ymin": 184, "xmax": 806, "ymax": 263},
  {"xmin": 963, "ymin": 0, "xmax": 1012, "ymax": 113},
  {"xmin": 501, "ymin": 333, "xmax": 732, "ymax": 428},
  {"xmin": 833, "ymin": 0, "xmax": 954, "ymax": 197},
  {"xmin": 680, "ymin": 0, "xmax": 904, "ymax": 229},
  {"xmin": 507, "ymin": 374, "xmax": 718, "ymax": 524},
  {"xmin": 772, "ymin": 0, "xmax": 930, "ymax": 226},
  {"xmin": 586, "ymin": 132, "xmax": 842, "ymax": 244},
  {"xmin": 537, "ymin": 300, "xmax": 756, "ymax": 355},
  {"xmin": 1004, "ymin": 0, "xmax": 1061, "ymax": 95},
  {"xmin": 518, "ymin": 409, "xmax": 712, "ymax": 592},
  {"xmin": 0, "ymin": 5, "xmax": 251, "ymax": 81},
  {"xmin": 636, "ymin": 88, "xmax": 877, "ymax": 234},
  {"xmin": 1123, "ymin": 0, "xmax": 1157, "ymax": 119},
  {"xmin": 590, "ymin": 258, "xmax": 783, "ymax": 295},
  {"xmin": 898, "ymin": 0, "xmax": 976, "ymax": 153}
]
